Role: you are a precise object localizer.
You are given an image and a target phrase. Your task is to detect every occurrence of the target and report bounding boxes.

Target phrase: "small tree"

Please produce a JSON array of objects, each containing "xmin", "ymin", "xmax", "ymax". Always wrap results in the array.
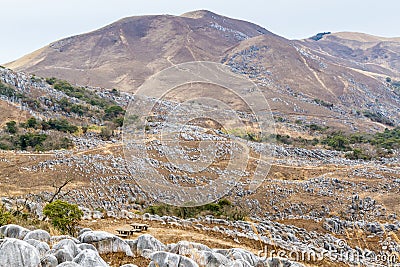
[
  {"xmin": 43, "ymin": 200, "xmax": 83, "ymax": 236},
  {"xmin": 5, "ymin": 121, "xmax": 17, "ymax": 134},
  {"xmin": 26, "ymin": 117, "xmax": 38, "ymax": 129},
  {"xmin": 100, "ymin": 126, "xmax": 113, "ymax": 140}
]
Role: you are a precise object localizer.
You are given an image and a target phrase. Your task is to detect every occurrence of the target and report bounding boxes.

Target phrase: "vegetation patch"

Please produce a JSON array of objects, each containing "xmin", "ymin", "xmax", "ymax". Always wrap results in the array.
[
  {"xmin": 0, "ymin": 117, "xmax": 75, "ymax": 151},
  {"xmin": 362, "ymin": 110, "xmax": 394, "ymax": 126},
  {"xmin": 145, "ymin": 199, "xmax": 247, "ymax": 221}
]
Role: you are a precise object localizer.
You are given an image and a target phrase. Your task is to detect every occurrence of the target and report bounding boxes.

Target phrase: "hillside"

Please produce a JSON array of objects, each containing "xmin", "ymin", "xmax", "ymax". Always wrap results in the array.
[
  {"xmin": 5, "ymin": 11, "xmax": 400, "ymax": 133},
  {"xmin": 5, "ymin": 10, "xmax": 269, "ymax": 91},
  {"xmin": 302, "ymin": 32, "xmax": 400, "ymax": 78}
]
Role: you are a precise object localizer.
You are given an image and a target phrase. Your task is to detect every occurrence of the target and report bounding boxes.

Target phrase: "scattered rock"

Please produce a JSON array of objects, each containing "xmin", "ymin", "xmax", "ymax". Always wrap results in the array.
[
  {"xmin": 136, "ymin": 234, "xmax": 166, "ymax": 257},
  {"xmin": 0, "ymin": 238, "xmax": 40, "ymax": 267},
  {"xmin": 78, "ymin": 230, "xmax": 133, "ymax": 256},
  {"xmin": 73, "ymin": 249, "xmax": 108, "ymax": 267}
]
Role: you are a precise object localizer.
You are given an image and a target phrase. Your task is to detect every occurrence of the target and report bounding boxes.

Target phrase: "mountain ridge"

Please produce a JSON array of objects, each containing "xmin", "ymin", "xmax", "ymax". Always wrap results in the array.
[{"xmin": 4, "ymin": 10, "xmax": 400, "ymax": 131}]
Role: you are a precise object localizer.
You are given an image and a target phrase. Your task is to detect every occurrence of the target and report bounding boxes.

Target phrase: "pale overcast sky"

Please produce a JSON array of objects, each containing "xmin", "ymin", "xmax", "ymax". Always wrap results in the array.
[{"xmin": 1, "ymin": 0, "xmax": 399, "ymax": 64}]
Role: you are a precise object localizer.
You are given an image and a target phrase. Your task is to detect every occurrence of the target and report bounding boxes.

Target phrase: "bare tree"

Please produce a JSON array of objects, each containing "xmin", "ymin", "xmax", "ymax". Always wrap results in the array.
[{"xmin": 48, "ymin": 178, "xmax": 74, "ymax": 203}]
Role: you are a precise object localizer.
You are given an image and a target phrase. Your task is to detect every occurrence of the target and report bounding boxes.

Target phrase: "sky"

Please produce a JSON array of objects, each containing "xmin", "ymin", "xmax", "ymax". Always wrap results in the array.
[{"xmin": 1, "ymin": 0, "xmax": 399, "ymax": 64}]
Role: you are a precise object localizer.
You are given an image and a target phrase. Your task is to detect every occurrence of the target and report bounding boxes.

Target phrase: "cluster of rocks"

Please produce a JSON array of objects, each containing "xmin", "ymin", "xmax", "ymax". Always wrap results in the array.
[
  {"xmin": 222, "ymin": 45, "xmax": 271, "ymax": 80},
  {"xmin": 209, "ymin": 22, "xmax": 249, "ymax": 41},
  {"xmin": 0, "ymin": 224, "xmax": 304, "ymax": 267}
]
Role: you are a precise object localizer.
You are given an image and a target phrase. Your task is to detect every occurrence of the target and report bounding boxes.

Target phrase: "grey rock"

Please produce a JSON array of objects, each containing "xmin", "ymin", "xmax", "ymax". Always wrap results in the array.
[
  {"xmin": 150, "ymin": 251, "xmax": 199, "ymax": 267},
  {"xmin": 56, "ymin": 262, "xmax": 82, "ymax": 267},
  {"xmin": 125, "ymin": 239, "xmax": 138, "ymax": 254},
  {"xmin": 78, "ymin": 228, "xmax": 92, "ymax": 236},
  {"xmin": 215, "ymin": 248, "xmax": 259, "ymax": 266},
  {"xmin": 51, "ymin": 236, "xmax": 80, "ymax": 245},
  {"xmin": 136, "ymin": 234, "xmax": 166, "ymax": 257},
  {"xmin": 78, "ymin": 231, "xmax": 133, "ymax": 256},
  {"xmin": 77, "ymin": 243, "xmax": 97, "ymax": 252},
  {"xmin": 25, "ymin": 239, "xmax": 50, "ymax": 257},
  {"xmin": 0, "ymin": 224, "xmax": 30, "ymax": 239},
  {"xmin": 0, "ymin": 238, "xmax": 40, "ymax": 267},
  {"xmin": 24, "ymin": 229, "xmax": 51, "ymax": 243},
  {"xmin": 169, "ymin": 240, "xmax": 212, "ymax": 255},
  {"xmin": 73, "ymin": 249, "xmax": 108, "ymax": 267},
  {"xmin": 54, "ymin": 249, "xmax": 74, "ymax": 264},
  {"xmin": 194, "ymin": 251, "xmax": 231, "ymax": 267},
  {"xmin": 229, "ymin": 259, "xmax": 253, "ymax": 267},
  {"xmin": 53, "ymin": 239, "xmax": 81, "ymax": 257},
  {"xmin": 178, "ymin": 254, "xmax": 200, "ymax": 267},
  {"xmin": 40, "ymin": 254, "xmax": 58, "ymax": 267},
  {"xmin": 264, "ymin": 257, "xmax": 305, "ymax": 267}
]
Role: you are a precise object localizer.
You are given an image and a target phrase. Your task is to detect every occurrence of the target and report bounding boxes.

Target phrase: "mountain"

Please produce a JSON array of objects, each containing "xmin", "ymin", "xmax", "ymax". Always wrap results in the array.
[
  {"xmin": 301, "ymin": 31, "xmax": 400, "ymax": 78},
  {"xmin": 5, "ymin": 10, "xmax": 269, "ymax": 90},
  {"xmin": 222, "ymin": 34, "xmax": 400, "ymax": 131},
  {"xmin": 4, "ymin": 11, "xmax": 400, "ymax": 131}
]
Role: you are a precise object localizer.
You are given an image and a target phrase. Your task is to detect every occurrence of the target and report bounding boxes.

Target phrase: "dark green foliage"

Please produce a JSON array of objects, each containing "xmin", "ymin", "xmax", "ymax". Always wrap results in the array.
[
  {"xmin": 111, "ymin": 88, "xmax": 120, "ymax": 96},
  {"xmin": 47, "ymin": 119, "xmax": 78, "ymax": 133},
  {"xmin": 104, "ymin": 105, "xmax": 125, "ymax": 119},
  {"xmin": 322, "ymin": 132, "xmax": 350, "ymax": 151},
  {"xmin": 57, "ymin": 97, "xmax": 89, "ymax": 116},
  {"xmin": 322, "ymin": 128, "xmax": 400, "ymax": 157},
  {"xmin": 5, "ymin": 121, "xmax": 17, "ymax": 134},
  {"xmin": 45, "ymin": 77, "xmax": 57, "ymax": 85},
  {"xmin": 43, "ymin": 200, "xmax": 83, "ymax": 236},
  {"xmin": 0, "ymin": 205, "xmax": 51, "ymax": 231},
  {"xmin": 371, "ymin": 127, "xmax": 400, "ymax": 150},
  {"xmin": 113, "ymin": 117, "xmax": 124, "ymax": 127},
  {"xmin": 145, "ymin": 199, "xmax": 247, "ymax": 221},
  {"xmin": 267, "ymin": 134, "xmax": 318, "ymax": 147},
  {"xmin": 275, "ymin": 134, "xmax": 292, "ymax": 145},
  {"xmin": 276, "ymin": 117, "xmax": 285, "ymax": 123},
  {"xmin": 345, "ymin": 148, "xmax": 371, "ymax": 160},
  {"xmin": 51, "ymin": 79, "xmax": 115, "ymax": 109},
  {"xmin": 314, "ymin": 99, "xmax": 334, "ymax": 109},
  {"xmin": 1, "ymin": 118, "xmax": 75, "ymax": 151},
  {"xmin": 363, "ymin": 110, "xmax": 394, "ymax": 126},
  {"xmin": 26, "ymin": 117, "xmax": 38, "ymax": 128},
  {"xmin": 59, "ymin": 137, "xmax": 74, "ymax": 149},
  {"xmin": 23, "ymin": 99, "xmax": 41, "ymax": 109},
  {"xmin": 308, "ymin": 124, "xmax": 328, "ymax": 132},
  {"xmin": 18, "ymin": 133, "xmax": 47, "ymax": 150},
  {"xmin": 47, "ymin": 78, "xmax": 126, "ymax": 121},
  {"xmin": 0, "ymin": 81, "xmax": 23, "ymax": 98}
]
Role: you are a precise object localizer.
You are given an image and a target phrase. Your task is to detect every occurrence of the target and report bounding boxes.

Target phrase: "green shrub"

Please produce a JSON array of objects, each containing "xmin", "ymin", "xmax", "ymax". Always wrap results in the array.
[
  {"xmin": 47, "ymin": 119, "xmax": 78, "ymax": 133},
  {"xmin": 51, "ymin": 79, "xmax": 115, "ymax": 109},
  {"xmin": 345, "ymin": 148, "xmax": 371, "ymax": 160},
  {"xmin": 362, "ymin": 111, "xmax": 394, "ymax": 126},
  {"xmin": 104, "ymin": 105, "xmax": 125, "ymax": 120},
  {"xmin": 5, "ymin": 121, "xmax": 18, "ymax": 134},
  {"xmin": 314, "ymin": 99, "xmax": 334, "ymax": 108},
  {"xmin": 144, "ymin": 198, "xmax": 246, "ymax": 221},
  {"xmin": 321, "ymin": 132, "xmax": 350, "ymax": 151},
  {"xmin": 0, "ymin": 207, "xmax": 14, "ymax": 226},
  {"xmin": 18, "ymin": 133, "xmax": 47, "ymax": 150},
  {"xmin": 43, "ymin": 200, "xmax": 83, "ymax": 236}
]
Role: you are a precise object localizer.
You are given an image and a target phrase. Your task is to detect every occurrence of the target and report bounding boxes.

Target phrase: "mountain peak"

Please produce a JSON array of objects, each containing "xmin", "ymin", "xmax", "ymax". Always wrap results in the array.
[{"xmin": 180, "ymin": 10, "xmax": 220, "ymax": 19}]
